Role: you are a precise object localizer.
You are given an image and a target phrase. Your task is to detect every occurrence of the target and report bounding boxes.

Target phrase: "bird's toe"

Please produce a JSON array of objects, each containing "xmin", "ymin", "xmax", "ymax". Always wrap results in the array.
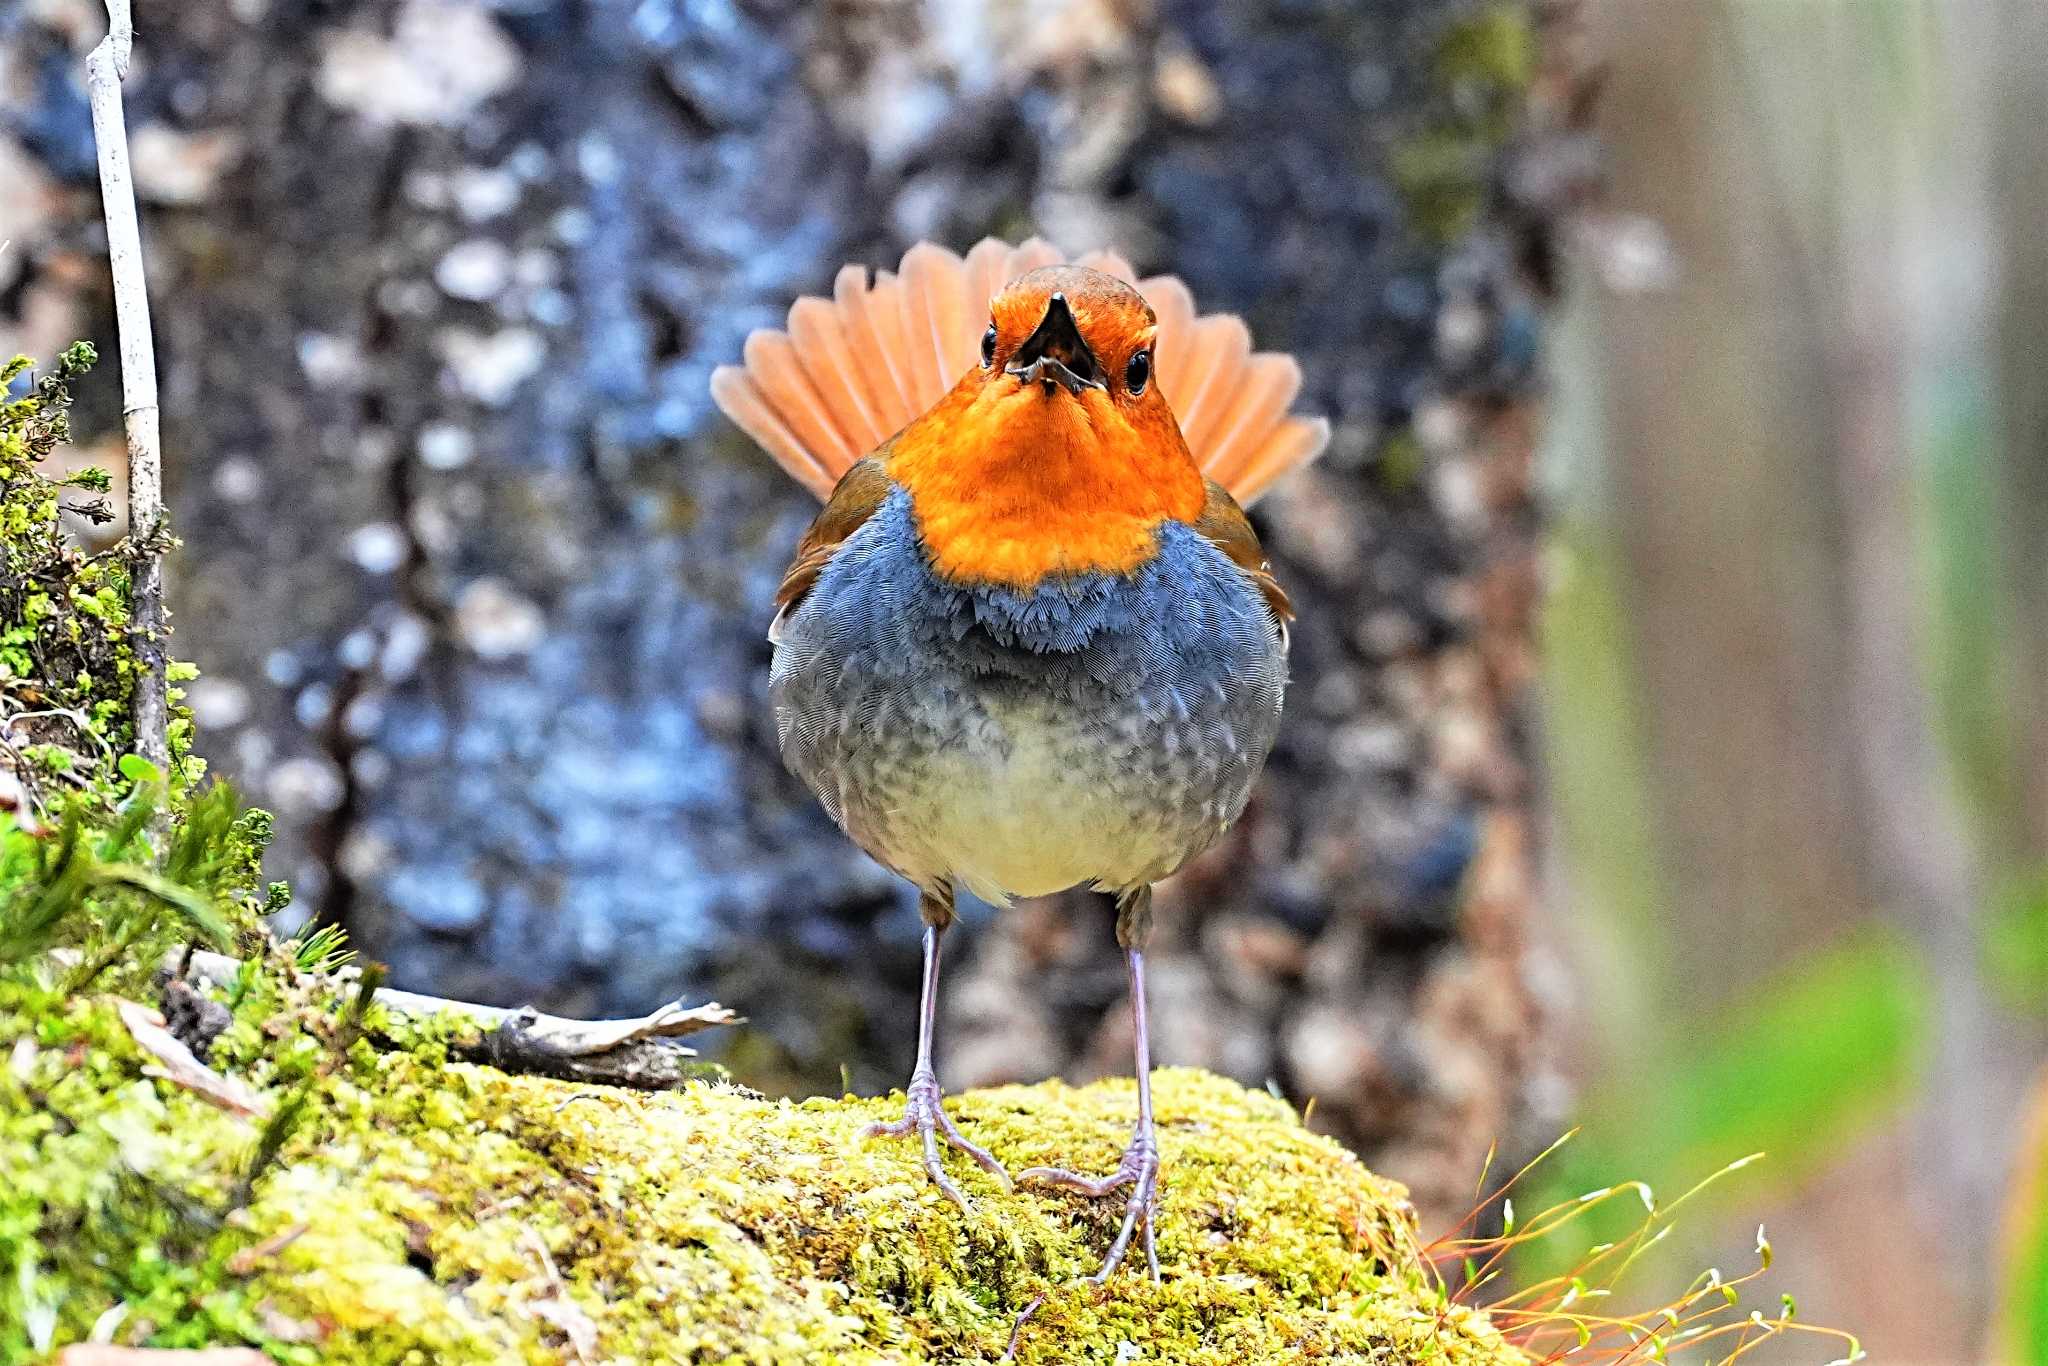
[
  {"xmin": 1016, "ymin": 1129, "xmax": 1162, "ymax": 1284},
  {"xmin": 864, "ymin": 1068, "xmax": 1010, "ymax": 1205}
]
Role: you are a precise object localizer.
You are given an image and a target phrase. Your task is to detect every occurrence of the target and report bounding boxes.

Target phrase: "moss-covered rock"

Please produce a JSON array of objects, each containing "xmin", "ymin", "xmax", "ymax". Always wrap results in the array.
[{"xmin": 4, "ymin": 939, "xmax": 1522, "ymax": 1364}]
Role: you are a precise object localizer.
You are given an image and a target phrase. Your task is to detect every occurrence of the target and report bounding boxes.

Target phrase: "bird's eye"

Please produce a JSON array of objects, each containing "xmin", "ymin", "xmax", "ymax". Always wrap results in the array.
[
  {"xmin": 980, "ymin": 323, "xmax": 997, "ymax": 368},
  {"xmin": 1125, "ymin": 348, "xmax": 1152, "ymax": 395}
]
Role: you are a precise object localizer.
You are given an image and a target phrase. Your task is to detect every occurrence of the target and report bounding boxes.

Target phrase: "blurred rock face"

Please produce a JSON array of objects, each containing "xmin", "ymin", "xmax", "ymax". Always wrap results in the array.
[{"xmin": 0, "ymin": 0, "xmax": 1571, "ymax": 1224}]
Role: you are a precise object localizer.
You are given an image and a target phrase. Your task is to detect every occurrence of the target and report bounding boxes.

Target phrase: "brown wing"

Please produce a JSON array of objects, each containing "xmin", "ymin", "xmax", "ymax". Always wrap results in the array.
[
  {"xmin": 1191, "ymin": 479, "xmax": 1293, "ymax": 642},
  {"xmin": 770, "ymin": 458, "xmax": 893, "ymax": 643},
  {"xmin": 712, "ymin": 237, "xmax": 1329, "ymax": 507}
]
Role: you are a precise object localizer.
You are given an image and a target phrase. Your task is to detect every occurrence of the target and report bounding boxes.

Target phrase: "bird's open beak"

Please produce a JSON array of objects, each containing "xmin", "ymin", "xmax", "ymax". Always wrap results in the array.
[{"xmin": 1005, "ymin": 293, "xmax": 1105, "ymax": 397}]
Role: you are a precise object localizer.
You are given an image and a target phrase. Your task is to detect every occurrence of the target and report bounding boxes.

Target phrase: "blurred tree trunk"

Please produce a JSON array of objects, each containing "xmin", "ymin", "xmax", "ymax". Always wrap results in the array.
[
  {"xmin": 1554, "ymin": 1, "xmax": 2047, "ymax": 1355},
  {"xmin": 1987, "ymin": 0, "xmax": 2048, "ymax": 863},
  {"xmin": 0, "ymin": 0, "xmax": 1575, "ymax": 1231}
]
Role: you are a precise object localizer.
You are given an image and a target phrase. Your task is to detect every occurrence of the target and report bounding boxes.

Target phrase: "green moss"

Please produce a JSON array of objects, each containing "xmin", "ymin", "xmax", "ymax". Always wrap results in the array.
[
  {"xmin": 1, "ymin": 347, "xmax": 284, "ymax": 968},
  {"xmin": 0, "ymin": 346, "xmax": 215, "ymax": 818},
  {"xmin": 7, "ymin": 949, "xmax": 1524, "ymax": 1365}
]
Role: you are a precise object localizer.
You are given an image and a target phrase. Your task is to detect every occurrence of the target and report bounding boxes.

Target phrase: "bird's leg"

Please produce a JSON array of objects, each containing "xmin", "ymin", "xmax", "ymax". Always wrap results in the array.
[
  {"xmin": 1016, "ymin": 885, "xmax": 1163, "ymax": 1282},
  {"xmin": 863, "ymin": 886, "xmax": 1012, "ymax": 1208}
]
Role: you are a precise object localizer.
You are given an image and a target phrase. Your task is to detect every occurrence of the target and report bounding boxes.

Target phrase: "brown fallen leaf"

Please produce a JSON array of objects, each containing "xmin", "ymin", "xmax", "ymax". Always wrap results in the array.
[
  {"xmin": 113, "ymin": 998, "xmax": 268, "ymax": 1119},
  {"xmin": 225, "ymin": 1222, "xmax": 309, "ymax": 1275}
]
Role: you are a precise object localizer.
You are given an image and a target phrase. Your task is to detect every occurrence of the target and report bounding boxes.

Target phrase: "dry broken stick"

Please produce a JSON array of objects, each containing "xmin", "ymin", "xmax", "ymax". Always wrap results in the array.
[{"xmin": 177, "ymin": 949, "xmax": 738, "ymax": 1090}]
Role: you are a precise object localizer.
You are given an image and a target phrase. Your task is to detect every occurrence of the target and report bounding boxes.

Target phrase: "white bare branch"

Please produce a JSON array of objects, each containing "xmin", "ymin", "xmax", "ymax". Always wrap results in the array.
[{"xmin": 85, "ymin": 0, "xmax": 170, "ymax": 779}]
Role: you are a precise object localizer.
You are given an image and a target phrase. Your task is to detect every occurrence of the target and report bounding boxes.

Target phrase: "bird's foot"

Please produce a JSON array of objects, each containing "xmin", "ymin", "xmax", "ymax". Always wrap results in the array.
[
  {"xmin": 863, "ymin": 1067, "xmax": 1012, "ymax": 1210},
  {"xmin": 1017, "ymin": 1129, "xmax": 1162, "ymax": 1283}
]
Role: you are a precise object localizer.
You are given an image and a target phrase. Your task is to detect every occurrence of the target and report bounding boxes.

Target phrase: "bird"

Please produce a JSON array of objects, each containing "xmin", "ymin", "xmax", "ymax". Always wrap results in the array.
[{"xmin": 711, "ymin": 237, "xmax": 1329, "ymax": 1285}]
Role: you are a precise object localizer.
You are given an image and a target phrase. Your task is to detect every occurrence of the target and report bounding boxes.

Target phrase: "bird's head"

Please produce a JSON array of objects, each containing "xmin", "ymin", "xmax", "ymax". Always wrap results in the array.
[
  {"xmin": 968, "ymin": 266, "xmax": 1189, "ymax": 457},
  {"xmin": 986, "ymin": 267, "xmax": 1152, "ymax": 398},
  {"xmin": 887, "ymin": 265, "xmax": 1208, "ymax": 588}
]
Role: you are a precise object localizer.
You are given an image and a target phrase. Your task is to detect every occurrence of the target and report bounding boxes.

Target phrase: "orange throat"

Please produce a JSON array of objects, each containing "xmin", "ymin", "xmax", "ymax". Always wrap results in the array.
[{"xmin": 887, "ymin": 383, "xmax": 1206, "ymax": 587}]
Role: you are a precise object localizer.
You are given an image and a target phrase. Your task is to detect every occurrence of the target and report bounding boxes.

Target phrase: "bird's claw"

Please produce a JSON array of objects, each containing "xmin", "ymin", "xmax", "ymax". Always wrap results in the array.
[
  {"xmin": 1017, "ymin": 1131, "xmax": 1162, "ymax": 1283},
  {"xmin": 1001, "ymin": 1133, "xmax": 1163, "ymax": 1361},
  {"xmin": 864, "ymin": 1068, "xmax": 1012, "ymax": 1209}
]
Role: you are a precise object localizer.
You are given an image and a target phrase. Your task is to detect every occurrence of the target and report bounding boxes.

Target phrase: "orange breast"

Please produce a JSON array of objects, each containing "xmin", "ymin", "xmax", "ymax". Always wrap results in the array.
[{"xmin": 886, "ymin": 383, "xmax": 1206, "ymax": 587}]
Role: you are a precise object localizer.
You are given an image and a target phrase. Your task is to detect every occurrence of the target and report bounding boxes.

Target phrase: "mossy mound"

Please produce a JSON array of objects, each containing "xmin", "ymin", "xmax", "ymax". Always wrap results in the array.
[
  {"xmin": 6, "ymin": 942, "xmax": 1522, "ymax": 1364},
  {"xmin": 267, "ymin": 1068, "xmax": 1519, "ymax": 1364}
]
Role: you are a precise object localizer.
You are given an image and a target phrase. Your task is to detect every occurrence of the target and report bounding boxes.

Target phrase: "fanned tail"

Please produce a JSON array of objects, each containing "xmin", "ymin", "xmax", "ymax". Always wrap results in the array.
[{"xmin": 711, "ymin": 237, "xmax": 1331, "ymax": 504}]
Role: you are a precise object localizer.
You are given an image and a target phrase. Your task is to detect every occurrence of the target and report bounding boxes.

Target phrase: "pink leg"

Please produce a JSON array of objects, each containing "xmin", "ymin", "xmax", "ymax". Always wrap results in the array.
[
  {"xmin": 1015, "ymin": 887, "xmax": 1162, "ymax": 1282},
  {"xmin": 864, "ymin": 899, "xmax": 1011, "ymax": 1208}
]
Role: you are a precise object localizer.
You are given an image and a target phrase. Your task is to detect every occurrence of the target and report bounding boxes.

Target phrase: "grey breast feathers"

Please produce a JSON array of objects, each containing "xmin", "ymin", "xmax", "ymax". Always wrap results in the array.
[{"xmin": 768, "ymin": 488, "xmax": 1287, "ymax": 891}]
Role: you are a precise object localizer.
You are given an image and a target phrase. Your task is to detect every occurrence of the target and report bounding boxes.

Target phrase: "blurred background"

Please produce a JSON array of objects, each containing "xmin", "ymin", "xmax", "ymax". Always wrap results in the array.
[{"xmin": 2, "ymin": 0, "xmax": 2044, "ymax": 1360}]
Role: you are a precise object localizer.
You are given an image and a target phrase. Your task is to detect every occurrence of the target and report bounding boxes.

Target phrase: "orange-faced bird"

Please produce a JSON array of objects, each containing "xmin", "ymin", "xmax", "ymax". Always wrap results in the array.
[{"xmin": 713, "ymin": 237, "xmax": 1328, "ymax": 1283}]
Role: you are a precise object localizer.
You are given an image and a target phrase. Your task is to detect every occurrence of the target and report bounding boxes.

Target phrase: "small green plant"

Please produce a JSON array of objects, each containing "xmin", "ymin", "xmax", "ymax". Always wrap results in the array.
[
  {"xmin": 0, "ymin": 810, "xmax": 220, "ymax": 968},
  {"xmin": 1423, "ymin": 1136, "xmax": 1865, "ymax": 1364},
  {"xmin": 290, "ymin": 921, "xmax": 357, "ymax": 976}
]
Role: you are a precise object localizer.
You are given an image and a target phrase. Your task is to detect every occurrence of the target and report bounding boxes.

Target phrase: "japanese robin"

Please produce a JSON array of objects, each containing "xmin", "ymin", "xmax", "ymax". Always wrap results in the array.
[{"xmin": 712, "ymin": 237, "xmax": 1328, "ymax": 1283}]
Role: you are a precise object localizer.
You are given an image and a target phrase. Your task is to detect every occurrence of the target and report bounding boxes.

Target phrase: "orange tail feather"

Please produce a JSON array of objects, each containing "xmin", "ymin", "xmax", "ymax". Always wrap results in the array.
[{"xmin": 710, "ymin": 238, "xmax": 1331, "ymax": 506}]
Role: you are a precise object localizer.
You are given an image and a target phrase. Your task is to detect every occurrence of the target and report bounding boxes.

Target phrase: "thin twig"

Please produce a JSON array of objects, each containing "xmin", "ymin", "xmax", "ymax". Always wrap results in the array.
[
  {"xmin": 84, "ymin": 0, "xmax": 171, "ymax": 782},
  {"xmin": 177, "ymin": 949, "xmax": 740, "ymax": 1090}
]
